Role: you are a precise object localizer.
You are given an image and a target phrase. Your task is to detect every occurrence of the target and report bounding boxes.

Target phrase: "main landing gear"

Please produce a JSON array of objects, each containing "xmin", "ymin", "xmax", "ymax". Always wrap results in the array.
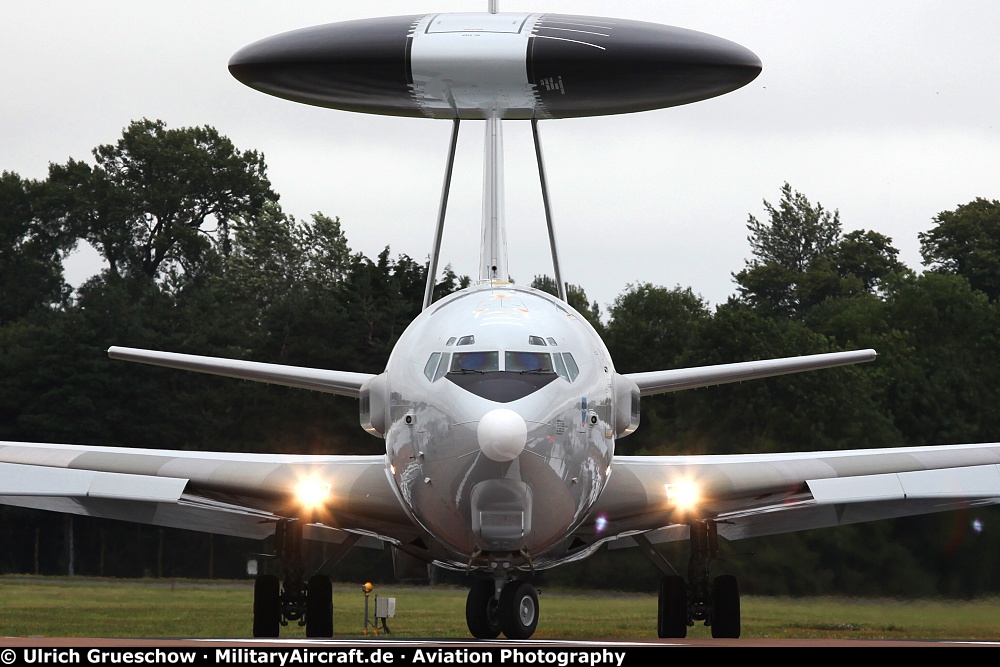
[
  {"xmin": 466, "ymin": 578, "xmax": 539, "ymax": 639},
  {"xmin": 253, "ymin": 520, "xmax": 334, "ymax": 638},
  {"xmin": 644, "ymin": 520, "xmax": 740, "ymax": 639}
]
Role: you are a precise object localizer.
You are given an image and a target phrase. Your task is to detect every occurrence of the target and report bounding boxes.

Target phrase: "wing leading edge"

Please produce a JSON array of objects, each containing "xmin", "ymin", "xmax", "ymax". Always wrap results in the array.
[{"xmin": 585, "ymin": 443, "xmax": 1000, "ymax": 547}]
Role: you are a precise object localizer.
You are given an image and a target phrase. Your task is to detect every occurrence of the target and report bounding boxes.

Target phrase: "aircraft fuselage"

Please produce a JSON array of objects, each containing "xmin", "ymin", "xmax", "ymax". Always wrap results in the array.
[{"xmin": 363, "ymin": 282, "xmax": 636, "ymax": 571}]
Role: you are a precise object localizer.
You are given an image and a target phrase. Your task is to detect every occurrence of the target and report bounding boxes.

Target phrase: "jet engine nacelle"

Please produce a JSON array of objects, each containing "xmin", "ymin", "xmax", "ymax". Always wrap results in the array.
[
  {"xmin": 613, "ymin": 373, "xmax": 640, "ymax": 438},
  {"xmin": 360, "ymin": 373, "xmax": 388, "ymax": 436}
]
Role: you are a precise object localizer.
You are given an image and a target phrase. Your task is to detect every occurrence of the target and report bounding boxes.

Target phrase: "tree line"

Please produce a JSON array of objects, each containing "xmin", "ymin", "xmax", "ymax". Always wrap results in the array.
[{"xmin": 2, "ymin": 120, "xmax": 999, "ymax": 596}]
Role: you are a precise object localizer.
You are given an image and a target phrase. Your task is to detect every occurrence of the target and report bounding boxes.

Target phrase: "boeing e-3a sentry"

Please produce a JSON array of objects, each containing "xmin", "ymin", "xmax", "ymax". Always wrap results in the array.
[{"xmin": 3, "ymin": 6, "xmax": 1000, "ymax": 641}]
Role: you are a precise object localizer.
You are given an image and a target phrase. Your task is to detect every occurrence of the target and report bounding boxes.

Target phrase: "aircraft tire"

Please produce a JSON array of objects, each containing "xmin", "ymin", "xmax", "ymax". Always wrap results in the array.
[
  {"xmin": 657, "ymin": 575, "xmax": 687, "ymax": 638},
  {"xmin": 306, "ymin": 574, "xmax": 334, "ymax": 638},
  {"xmin": 465, "ymin": 579, "xmax": 501, "ymax": 639},
  {"xmin": 498, "ymin": 580, "xmax": 538, "ymax": 639},
  {"xmin": 253, "ymin": 575, "xmax": 281, "ymax": 638},
  {"xmin": 710, "ymin": 575, "xmax": 740, "ymax": 638}
]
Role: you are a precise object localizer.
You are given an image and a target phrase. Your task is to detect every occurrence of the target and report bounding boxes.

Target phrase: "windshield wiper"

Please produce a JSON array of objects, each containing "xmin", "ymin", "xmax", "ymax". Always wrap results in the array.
[{"xmin": 518, "ymin": 368, "xmax": 555, "ymax": 375}]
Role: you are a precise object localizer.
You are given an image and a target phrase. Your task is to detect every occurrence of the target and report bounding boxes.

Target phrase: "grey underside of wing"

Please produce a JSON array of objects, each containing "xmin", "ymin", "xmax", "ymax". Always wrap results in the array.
[
  {"xmin": 0, "ymin": 442, "xmax": 422, "ymax": 547},
  {"xmin": 587, "ymin": 442, "xmax": 1000, "ymax": 548}
]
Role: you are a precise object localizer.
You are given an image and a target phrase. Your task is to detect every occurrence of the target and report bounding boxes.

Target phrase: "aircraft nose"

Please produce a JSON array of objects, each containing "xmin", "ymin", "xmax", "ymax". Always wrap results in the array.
[{"xmin": 477, "ymin": 409, "xmax": 527, "ymax": 462}]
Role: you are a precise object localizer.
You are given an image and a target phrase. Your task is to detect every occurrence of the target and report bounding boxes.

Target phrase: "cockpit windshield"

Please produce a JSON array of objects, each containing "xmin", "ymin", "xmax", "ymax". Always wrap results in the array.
[
  {"xmin": 504, "ymin": 351, "xmax": 554, "ymax": 374},
  {"xmin": 432, "ymin": 349, "xmax": 571, "ymax": 382},
  {"xmin": 450, "ymin": 351, "xmax": 499, "ymax": 373}
]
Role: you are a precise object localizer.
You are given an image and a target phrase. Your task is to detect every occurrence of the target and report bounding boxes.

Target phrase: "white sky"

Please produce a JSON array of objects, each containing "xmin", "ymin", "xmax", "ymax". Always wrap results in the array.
[{"xmin": 3, "ymin": 1, "xmax": 999, "ymax": 313}]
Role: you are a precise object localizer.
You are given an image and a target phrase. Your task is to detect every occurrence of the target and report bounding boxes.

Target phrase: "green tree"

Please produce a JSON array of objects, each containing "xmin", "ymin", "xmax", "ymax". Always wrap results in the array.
[
  {"xmin": 735, "ymin": 183, "xmax": 842, "ymax": 314},
  {"xmin": 0, "ymin": 172, "xmax": 74, "ymax": 324},
  {"xmin": 919, "ymin": 198, "xmax": 1000, "ymax": 300},
  {"xmin": 44, "ymin": 119, "xmax": 276, "ymax": 285},
  {"xmin": 877, "ymin": 272, "xmax": 1000, "ymax": 445},
  {"xmin": 432, "ymin": 264, "xmax": 471, "ymax": 303},
  {"xmin": 736, "ymin": 184, "xmax": 908, "ymax": 314},
  {"xmin": 530, "ymin": 275, "xmax": 602, "ymax": 328},
  {"xmin": 604, "ymin": 283, "xmax": 709, "ymax": 374},
  {"xmin": 833, "ymin": 230, "xmax": 906, "ymax": 296}
]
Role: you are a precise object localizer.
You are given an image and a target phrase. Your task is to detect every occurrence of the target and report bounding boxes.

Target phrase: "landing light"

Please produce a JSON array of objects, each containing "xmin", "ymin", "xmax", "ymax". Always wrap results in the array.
[
  {"xmin": 296, "ymin": 479, "xmax": 332, "ymax": 509},
  {"xmin": 665, "ymin": 481, "xmax": 700, "ymax": 511}
]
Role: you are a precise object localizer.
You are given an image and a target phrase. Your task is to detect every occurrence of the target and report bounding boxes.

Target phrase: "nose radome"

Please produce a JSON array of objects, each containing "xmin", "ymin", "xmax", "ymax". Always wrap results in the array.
[{"xmin": 477, "ymin": 409, "xmax": 528, "ymax": 462}]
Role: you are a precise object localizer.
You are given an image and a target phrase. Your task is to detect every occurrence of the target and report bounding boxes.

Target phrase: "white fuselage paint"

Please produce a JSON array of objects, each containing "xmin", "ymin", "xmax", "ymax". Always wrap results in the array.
[{"xmin": 379, "ymin": 282, "xmax": 619, "ymax": 571}]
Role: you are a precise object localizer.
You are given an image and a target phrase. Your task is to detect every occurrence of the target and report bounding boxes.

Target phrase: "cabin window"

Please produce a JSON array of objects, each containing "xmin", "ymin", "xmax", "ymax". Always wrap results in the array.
[
  {"xmin": 423, "ymin": 353, "xmax": 442, "ymax": 381},
  {"xmin": 451, "ymin": 351, "xmax": 499, "ymax": 372},
  {"xmin": 457, "ymin": 335, "xmax": 475, "ymax": 346},
  {"xmin": 528, "ymin": 335, "xmax": 546, "ymax": 346},
  {"xmin": 562, "ymin": 353, "xmax": 580, "ymax": 382},
  {"xmin": 505, "ymin": 351, "xmax": 554, "ymax": 373}
]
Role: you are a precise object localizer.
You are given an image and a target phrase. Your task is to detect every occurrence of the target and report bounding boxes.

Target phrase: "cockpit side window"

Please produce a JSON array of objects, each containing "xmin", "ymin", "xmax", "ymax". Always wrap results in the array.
[
  {"xmin": 450, "ymin": 351, "xmax": 499, "ymax": 372},
  {"xmin": 446, "ymin": 337, "xmax": 457, "ymax": 346},
  {"xmin": 528, "ymin": 335, "xmax": 546, "ymax": 346},
  {"xmin": 433, "ymin": 353, "xmax": 451, "ymax": 381},
  {"xmin": 423, "ymin": 352, "xmax": 442, "ymax": 381},
  {"xmin": 546, "ymin": 337, "xmax": 558, "ymax": 346},
  {"xmin": 456, "ymin": 335, "xmax": 475, "ymax": 346},
  {"xmin": 562, "ymin": 353, "xmax": 580, "ymax": 381},
  {"xmin": 505, "ymin": 351, "xmax": 554, "ymax": 373},
  {"xmin": 552, "ymin": 352, "xmax": 569, "ymax": 381}
]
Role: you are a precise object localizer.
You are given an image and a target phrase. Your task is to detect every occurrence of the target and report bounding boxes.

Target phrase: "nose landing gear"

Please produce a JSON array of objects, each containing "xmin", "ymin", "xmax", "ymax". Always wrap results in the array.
[{"xmin": 466, "ymin": 577, "xmax": 539, "ymax": 639}]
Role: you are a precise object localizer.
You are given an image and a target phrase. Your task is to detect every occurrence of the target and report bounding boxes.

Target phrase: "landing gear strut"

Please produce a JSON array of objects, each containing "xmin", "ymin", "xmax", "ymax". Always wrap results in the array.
[
  {"xmin": 252, "ymin": 519, "xmax": 334, "ymax": 638},
  {"xmin": 466, "ymin": 578, "xmax": 539, "ymax": 639},
  {"xmin": 644, "ymin": 520, "xmax": 740, "ymax": 639}
]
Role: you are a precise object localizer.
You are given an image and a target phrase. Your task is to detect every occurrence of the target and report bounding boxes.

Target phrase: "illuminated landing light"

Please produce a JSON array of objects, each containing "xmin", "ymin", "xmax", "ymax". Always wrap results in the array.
[
  {"xmin": 973, "ymin": 518, "xmax": 984, "ymax": 535},
  {"xmin": 296, "ymin": 479, "xmax": 331, "ymax": 509},
  {"xmin": 595, "ymin": 514, "xmax": 608, "ymax": 534},
  {"xmin": 665, "ymin": 481, "xmax": 700, "ymax": 511}
]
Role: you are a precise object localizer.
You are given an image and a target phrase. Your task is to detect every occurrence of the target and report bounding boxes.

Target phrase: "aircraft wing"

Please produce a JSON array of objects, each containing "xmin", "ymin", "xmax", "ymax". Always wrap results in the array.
[
  {"xmin": 107, "ymin": 346, "xmax": 374, "ymax": 397},
  {"xmin": 586, "ymin": 443, "xmax": 1000, "ymax": 547},
  {"xmin": 0, "ymin": 441, "xmax": 422, "ymax": 547},
  {"xmin": 625, "ymin": 349, "xmax": 876, "ymax": 396}
]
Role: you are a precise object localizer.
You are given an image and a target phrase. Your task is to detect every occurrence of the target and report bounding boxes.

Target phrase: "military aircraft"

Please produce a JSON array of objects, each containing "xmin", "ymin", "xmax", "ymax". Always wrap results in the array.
[{"xmin": 3, "ymin": 7, "xmax": 1000, "ymax": 641}]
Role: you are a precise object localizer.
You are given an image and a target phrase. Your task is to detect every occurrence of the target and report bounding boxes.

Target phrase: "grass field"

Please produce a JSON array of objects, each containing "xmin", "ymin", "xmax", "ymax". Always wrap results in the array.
[{"xmin": 1, "ymin": 576, "xmax": 999, "ymax": 640}]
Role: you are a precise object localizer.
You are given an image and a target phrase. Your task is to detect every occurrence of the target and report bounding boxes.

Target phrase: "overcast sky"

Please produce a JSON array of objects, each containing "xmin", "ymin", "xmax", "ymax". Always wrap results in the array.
[{"xmin": 4, "ymin": 1, "xmax": 999, "ymax": 313}]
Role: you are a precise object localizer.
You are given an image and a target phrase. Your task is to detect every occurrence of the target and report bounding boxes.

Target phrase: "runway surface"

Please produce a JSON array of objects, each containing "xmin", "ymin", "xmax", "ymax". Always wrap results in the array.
[{"xmin": 1, "ymin": 637, "xmax": 998, "ymax": 647}]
